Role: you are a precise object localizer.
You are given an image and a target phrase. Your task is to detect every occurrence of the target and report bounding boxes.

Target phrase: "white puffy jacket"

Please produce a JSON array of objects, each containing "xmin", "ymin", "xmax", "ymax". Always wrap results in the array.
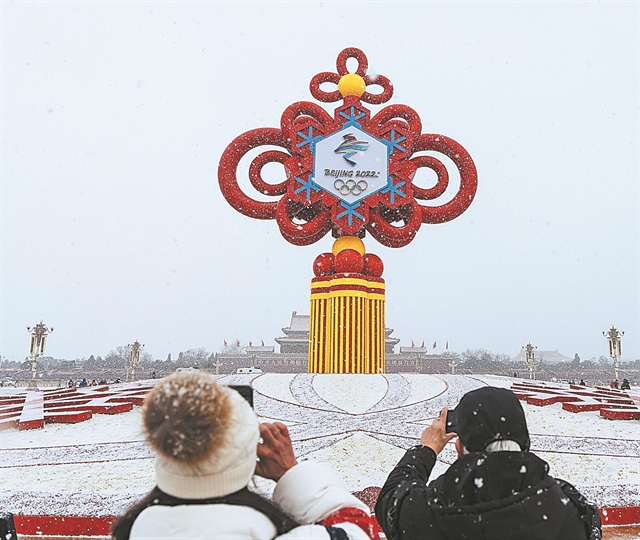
[{"xmin": 129, "ymin": 461, "xmax": 373, "ymax": 539}]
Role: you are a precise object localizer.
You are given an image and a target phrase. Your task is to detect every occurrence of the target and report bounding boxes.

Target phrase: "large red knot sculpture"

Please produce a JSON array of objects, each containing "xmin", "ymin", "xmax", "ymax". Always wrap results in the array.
[
  {"xmin": 218, "ymin": 47, "xmax": 477, "ymax": 248},
  {"xmin": 219, "ymin": 48, "xmax": 478, "ymax": 373}
]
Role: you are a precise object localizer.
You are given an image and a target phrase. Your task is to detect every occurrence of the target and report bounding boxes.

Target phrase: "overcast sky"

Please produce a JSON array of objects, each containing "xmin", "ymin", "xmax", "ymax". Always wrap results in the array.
[{"xmin": 2, "ymin": 1, "xmax": 638, "ymax": 363}]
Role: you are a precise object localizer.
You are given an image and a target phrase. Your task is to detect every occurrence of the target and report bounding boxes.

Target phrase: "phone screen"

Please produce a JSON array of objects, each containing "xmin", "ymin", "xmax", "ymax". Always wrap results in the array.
[{"xmin": 445, "ymin": 409, "xmax": 457, "ymax": 433}]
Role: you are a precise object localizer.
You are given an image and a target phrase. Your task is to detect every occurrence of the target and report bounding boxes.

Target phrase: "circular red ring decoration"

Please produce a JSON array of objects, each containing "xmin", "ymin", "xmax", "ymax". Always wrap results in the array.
[
  {"xmin": 410, "ymin": 155, "xmax": 449, "ymax": 200},
  {"xmin": 218, "ymin": 128, "xmax": 288, "ymax": 220},
  {"xmin": 249, "ymin": 151, "xmax": 289, "ymax": 197},
  {"xmin": 413, "ymin": 134, "xmax": 478, "ymax": 224}
]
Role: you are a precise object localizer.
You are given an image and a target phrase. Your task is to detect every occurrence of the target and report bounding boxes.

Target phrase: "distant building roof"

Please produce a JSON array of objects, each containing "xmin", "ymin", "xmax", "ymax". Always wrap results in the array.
[
  {"xmin": 246, "ymin": 346, "xmax": 275, "ymax": 354},
  {"xmin": 285, "ymin": 311, "xmax": 310, "ymax": 333},
  {"xmin": 511, "ymin": 349, "xmax": 573, "ymax": 364},
  {"xmin": 399, "ymin": 346, "xmax": 428, "ymax": 354}
]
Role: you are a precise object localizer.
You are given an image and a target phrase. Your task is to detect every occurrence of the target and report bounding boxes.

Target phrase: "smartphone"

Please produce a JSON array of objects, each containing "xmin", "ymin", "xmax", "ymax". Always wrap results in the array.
[
  {"xmin": 229, "ymin": 385, "xmax": 254, "ymax": 408},
  {"xmin": 445, "ymin": 408, "xmax": 457, "ymax": 433}
]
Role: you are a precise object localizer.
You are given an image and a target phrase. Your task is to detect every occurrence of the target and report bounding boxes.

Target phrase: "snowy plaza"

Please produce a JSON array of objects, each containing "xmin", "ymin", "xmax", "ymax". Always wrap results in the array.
[
  {"xmin": 2, "ymin": 2, "xmax": 638, "ymax": 538},
  {"xmin": 1, "ymin": 374, "xmax": 638, "ymax": 536}
]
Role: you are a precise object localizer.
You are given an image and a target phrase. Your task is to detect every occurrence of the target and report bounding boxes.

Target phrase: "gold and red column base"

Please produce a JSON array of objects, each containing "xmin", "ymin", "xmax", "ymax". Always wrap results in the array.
[{"xmin": 308, "ymin": 237, "xmax": 386, "ymax": 374}]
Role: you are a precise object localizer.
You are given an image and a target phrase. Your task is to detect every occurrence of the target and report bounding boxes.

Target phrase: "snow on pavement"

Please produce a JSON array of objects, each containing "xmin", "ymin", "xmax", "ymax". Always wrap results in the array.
[{"xmin": 1, "ymin": 374, "xmax": 637, "ymax": 518}]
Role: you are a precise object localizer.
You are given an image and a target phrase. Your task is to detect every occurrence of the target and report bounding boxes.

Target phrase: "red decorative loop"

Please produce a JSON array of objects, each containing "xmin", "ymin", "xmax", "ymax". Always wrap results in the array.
[
  {"xmin": 218, "ymin": 128, "xmax": 290, "ymax": 220},
  {"xmin": 249, "ymin": 151, "xmax": 289, "ymax": 197},
  {"xmin": 336, "ymin": 47, "xmax": 368, "ymax": 76},
  {"xmin": 413, "ymin": 134, "xmax": 478, "ymax": 224},
  {"xmin": 310, "ymin": 50, "xmax": 393, "ymax": 105},
  {"xmin": 280, "ymin": 101, "xmax": 334, "ymax": 143},
  {"xmin": 367, "ymin": 200, "xmax": 423, "ymax": 248},
  {"xmin": 362, "ymin": 74, "xmax": 394, "ymax": 105},
  {"xmin": 309, "ymin": 72, "xmax": 342, "ymax": 103},
  {"xmin": 371, "ymin": 104, "xmax": 422, "ymax": 137},
  {"xmin": 410, "ymin": 155, "xmax": 449, "ymax": 200},
  {"xmin": 275, "ymin": 197, "xmax": 332, "ymax": 246},
  {"xmin": 218, "ymin": 49, "xmax": 477, "ymax": 247}
]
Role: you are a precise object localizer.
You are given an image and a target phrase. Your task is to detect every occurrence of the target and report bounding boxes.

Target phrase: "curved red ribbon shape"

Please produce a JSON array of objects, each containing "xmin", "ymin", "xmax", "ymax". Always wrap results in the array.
[{"xmin": 218, "ymin": 48, "xmax": 477, "ymax": 248}]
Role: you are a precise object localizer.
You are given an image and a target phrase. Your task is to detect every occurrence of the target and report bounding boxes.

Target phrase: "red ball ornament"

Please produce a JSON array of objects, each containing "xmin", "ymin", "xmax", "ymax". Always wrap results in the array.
[
  {"xmin": 334, "ymin": 249, "xmax": 364, "ymax": 274},
  {"xmin": 313, "ymin": 253, "xmax": 335, "ymax": 276},
  {"xmin": 362, "ymin": 253, "xmax": 384, "ymax": 277}
]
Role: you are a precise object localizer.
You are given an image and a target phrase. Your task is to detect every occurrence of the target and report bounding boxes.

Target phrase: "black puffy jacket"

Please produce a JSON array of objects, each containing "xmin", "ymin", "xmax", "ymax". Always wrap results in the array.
[{"xmin": 375, "ymin": 446, "xmax": 601, "ymax": 540}]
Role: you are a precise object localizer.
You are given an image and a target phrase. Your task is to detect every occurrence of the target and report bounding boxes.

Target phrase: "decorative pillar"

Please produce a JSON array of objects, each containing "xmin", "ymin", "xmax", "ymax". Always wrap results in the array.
[{"xmin": 309, "ymin": 236, "xmax": 385, "ymax": 373}]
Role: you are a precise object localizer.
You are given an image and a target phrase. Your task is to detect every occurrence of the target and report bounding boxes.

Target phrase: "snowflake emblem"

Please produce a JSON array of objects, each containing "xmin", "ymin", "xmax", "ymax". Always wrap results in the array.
[{"xmin": 218, "ymin": 48, "xmax": 478, "ymax": 247}]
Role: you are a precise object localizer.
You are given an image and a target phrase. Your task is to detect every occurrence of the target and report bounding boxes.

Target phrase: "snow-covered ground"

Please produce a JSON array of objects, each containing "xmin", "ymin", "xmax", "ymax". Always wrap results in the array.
[{"xmin": 1, "ymin": 374, "xmax": 638, "ymax": 518}]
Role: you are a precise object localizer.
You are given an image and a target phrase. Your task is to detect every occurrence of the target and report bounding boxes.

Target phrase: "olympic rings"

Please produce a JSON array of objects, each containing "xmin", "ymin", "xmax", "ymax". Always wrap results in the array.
[{"xmin": 334, "ymin": 178, "xmax": 368, "ymax": 196}]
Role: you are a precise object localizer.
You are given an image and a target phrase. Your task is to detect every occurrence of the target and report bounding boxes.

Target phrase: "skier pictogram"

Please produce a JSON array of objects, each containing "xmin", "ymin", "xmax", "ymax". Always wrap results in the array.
[{"xmin": 334, "ymin": 133, "xmax": 369, "ymax": 166}]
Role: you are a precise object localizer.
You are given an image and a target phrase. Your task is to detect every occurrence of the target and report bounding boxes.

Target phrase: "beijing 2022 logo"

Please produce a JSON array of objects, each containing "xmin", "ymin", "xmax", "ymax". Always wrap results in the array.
[{"xmin": 218, "ymin": 47, "xmax": 477, "ymax": 248}]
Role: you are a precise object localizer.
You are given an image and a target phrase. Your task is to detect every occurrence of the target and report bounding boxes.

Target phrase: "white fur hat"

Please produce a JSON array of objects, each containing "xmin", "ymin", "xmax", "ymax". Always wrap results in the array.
[{"xmin": 142, "ymin": 371, "xmax": 259, "ymax": 499}]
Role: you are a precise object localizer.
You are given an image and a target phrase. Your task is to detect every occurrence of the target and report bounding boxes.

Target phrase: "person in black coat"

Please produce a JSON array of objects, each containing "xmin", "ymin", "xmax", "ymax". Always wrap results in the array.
[{"xmin": 375, "ymin": 386, "xmax": 601, "ymax": 540}]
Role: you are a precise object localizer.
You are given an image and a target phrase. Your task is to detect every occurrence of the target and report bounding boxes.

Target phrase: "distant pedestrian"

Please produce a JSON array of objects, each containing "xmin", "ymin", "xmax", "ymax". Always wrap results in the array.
[
  {"xmin": 79, "ymin": 378, "xmax": 88, "ymax": 387},
  {"xmin": 621, "ymin": 379, "xmax": 631, "ymax": 390},
  {"xmin": 614, "ymin": 380, "xmax": 620, "ymax": 389},
  {"xmin": 579, "ymin": 379, "xmax": 586, "ymax": 386},
  {"xmin": 68, "ymin": 378, "xmax": 74, "ymax": 388}
]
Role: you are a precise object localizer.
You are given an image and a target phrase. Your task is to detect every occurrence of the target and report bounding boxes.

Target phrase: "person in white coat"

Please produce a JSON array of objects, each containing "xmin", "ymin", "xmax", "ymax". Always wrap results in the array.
[{"xmin": 112, "ymin": 370, "xmax": 380, "ymax": 540}]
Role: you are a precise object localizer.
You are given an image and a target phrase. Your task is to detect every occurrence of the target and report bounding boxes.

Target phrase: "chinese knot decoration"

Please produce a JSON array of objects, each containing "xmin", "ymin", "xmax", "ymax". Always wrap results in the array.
[{"xmin": 218, "ymin": 47, "xmax": 477, "ymax": 248}]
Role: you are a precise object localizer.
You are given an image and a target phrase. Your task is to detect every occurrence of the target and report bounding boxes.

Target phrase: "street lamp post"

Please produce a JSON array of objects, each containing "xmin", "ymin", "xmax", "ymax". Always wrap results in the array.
[
  {"xmin": 212, "ymin": 355, "xmax": 222, "ymax": 376},
  {"xmin": 603, "ymin": 325, "xmax": 624, "ymax": 382},
  {"xmin": 26, "ymin": 321, "xmax": 54, "ymax": 389},
  {"xmin": 523, "ymin": 343, "xmax": 537, "ymax": 380},
  {"xmin": 126, "ymin": 341, "xmax": 144, "ymax": 381},
  {"xmin": 449, "ymin": 360, "xmax": 458, "ymax": 375}
]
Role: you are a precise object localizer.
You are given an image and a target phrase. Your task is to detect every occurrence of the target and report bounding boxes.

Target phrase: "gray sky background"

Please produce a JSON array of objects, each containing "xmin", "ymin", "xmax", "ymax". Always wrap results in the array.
[{"xmin": 2, "ymin": 1, "xmax": 638, "ymax": 362}]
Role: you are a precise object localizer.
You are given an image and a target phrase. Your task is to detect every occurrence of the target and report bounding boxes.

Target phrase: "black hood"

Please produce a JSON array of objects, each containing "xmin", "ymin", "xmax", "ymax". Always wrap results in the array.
[
  {"xmin": 427, "ymin": 452, "xmax": 574, "ymax": 540},
  {"xmin": 455, "ymin": 386, "xmax": 530, "ymax": 452}
]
